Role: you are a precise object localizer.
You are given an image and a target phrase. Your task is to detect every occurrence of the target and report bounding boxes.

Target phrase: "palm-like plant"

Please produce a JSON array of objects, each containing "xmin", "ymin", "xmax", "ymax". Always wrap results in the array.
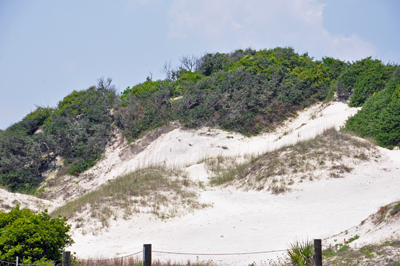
[{"xmin": 287, "ymin": 239, "xmax": 314, "ymax": 266}]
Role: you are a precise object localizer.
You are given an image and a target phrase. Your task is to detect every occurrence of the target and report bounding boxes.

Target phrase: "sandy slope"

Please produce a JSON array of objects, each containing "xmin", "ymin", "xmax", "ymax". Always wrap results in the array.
[
  {"xmin": 46, "ymin": 101, "xmax": 360, "ymax": 204},
  {"xmin": 3, "ymin": 101, "xmax": 399, "ymax": 265},
  {"xmin": 65, "ymin": 101, "xmax": 400, "ymax": 265},
  {"xmin": 0, "ymin": 188, "xmax": 57, "ymax": 212},
  {"xmin": 68, "ymin": 146, "xmax": 400, "ymax": 265}
]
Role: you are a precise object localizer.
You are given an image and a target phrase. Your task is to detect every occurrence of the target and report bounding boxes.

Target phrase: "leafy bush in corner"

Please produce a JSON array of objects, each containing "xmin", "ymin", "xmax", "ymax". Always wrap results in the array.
[
  {"xmin": 0, "ymin": 205, "xmax": 74, "ymax": 263},
  {"xmin": 344, "ymin": 67, "xmax": 400, "ymax": 148}
]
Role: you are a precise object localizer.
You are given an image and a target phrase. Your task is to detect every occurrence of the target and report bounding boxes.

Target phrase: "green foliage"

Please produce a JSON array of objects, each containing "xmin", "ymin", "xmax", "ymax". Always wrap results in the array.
[
  {"xmin": 198, "ymin": 52, "xmax": 229, "ymax": 76},
  {"xmin": 119, "ymin": 47, "xmax": 348, "ymax": 139},
  {"xmin": 0, "ymin": 205, "xmax": 73, "ymax": 263},
  {"xmin": 347, "ymin": 234, "xmax": 360, "ymax": 243},
  {"xmin": 116, "ymin": 88, "xmax": 172, "ymax": 140},
  {"xmin": 287, "ymin": 239, "xmax": 314, "ymax": 266},
  {"xmin": 335, "ymin": 57, "xmax": 395, "ymax": 106},
  {"xmin": 0, "ymin": 78, "xmax": 116, "ymax": 192},
  {"xmin": 121, "ymin": 77, "xmax": 164, "ymax": 99},
  {"xmin": 171, "ymin": 70, "xmax": 205, "ymax": 97},
  {"xmin": 344, "ymin": 67, "xmax": 400, "ymax": 148},
  {"xmin": 324, "ymin": 85, "xmax": 335, "ymax": 102},
  {"xmin": 121, "ymin": 71, "xmax": 206, "ymax": 102},
  {"xmin": 0, "ymin": 127, "xmax": 53, "ymax": 192},
  {"xmin": 21, "ymin": 257, "xmax": 55, "ymax": 266},
  {"xmin": 46, "ymin": 80, "xmax": 116, "ymax": 174},
  {"xmin": 7, "ymin": 106, "xmax": 54, "ymax": 136}
]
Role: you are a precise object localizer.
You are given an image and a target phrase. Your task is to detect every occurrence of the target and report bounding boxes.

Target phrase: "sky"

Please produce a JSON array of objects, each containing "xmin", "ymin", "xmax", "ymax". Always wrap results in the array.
[{"xmin": 0, "ymin": 0, "xmax": 399, "ymax": 130}]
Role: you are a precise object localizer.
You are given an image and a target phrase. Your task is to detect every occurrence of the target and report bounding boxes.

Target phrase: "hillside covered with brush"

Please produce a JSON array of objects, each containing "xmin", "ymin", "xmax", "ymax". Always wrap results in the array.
[{"xmin": 0, "ymin": 47, "xmax": 398, "ymax": 193}]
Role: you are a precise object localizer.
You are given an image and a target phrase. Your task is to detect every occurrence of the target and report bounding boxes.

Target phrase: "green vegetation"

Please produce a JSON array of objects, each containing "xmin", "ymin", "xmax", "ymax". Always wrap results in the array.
[
  {"xmin": 0, "ymin": 78, "xmax": 116, "ymax": 192},
  {"xmin": 287, "ymin": 239, "xmax": 314, "ymax": 266},
  {"xmin": 335, "ymin": 57, "xmax": 395, "ymax": 106},
  {"xmin": 344, "ymin": 67, "xmax": 400, "ymax": 149},
  {"xmin": 1, "ymin": 47, "xmax": 399, "ymax": 194},
  {"xmin": 0, "ymin": 205, "xmax": 73, "ymax": 263},
  {"xmin": 323, "ymin": 240, "xmax": 400, "ymax": 265},
  {"xmin": 118, "ymin": 47, "xmax": 343, "ymax": 138}
]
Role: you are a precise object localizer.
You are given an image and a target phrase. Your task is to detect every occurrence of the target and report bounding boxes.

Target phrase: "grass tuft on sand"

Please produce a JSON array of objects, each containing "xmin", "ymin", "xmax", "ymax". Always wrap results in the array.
[
  {"xmin": 208, "ymin": 128, "xmax": 378, "ymax": 194},
  {"xmin": 52, "ymin": 166, "xmax": 207, "ymax": 229}
]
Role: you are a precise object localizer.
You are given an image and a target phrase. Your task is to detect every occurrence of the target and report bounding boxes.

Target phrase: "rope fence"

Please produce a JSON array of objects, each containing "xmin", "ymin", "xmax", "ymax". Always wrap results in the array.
[
  {"xmin": 0, "ymin": 239, "xmax": 323, "ymax": 266},
  {"xmin": 152, "ymin": 249, "xmax": 288, "ymax": 256},
  {"xmin": 76, "ymin": 251, "xmax": 142, "ymax": 262}
]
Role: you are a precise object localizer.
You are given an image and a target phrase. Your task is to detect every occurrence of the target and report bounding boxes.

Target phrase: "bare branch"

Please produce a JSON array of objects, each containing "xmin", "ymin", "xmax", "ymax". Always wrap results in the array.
[{"xmin": 179, "ymin": 55, "xmax": 199, "ymax": 71}]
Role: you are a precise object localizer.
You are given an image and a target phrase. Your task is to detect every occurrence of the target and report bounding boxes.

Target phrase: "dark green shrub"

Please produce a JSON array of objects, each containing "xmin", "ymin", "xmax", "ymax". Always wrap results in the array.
[
  {"xmin": 0, "ymin": 128, "xmax": 52, "ymax": 192},
  {"xmin": 0, "ymin": 78, "xmax": 117, "ymax": 192},
  {"xmin": 116, "ymin": 88, "xmax": 172, "ymax": 140},
  {"xmin": 335, "ymin": 57, "xmax": 395, "ymax": 106},
  {"xmin": 7, "ymin": 106, "xmax": 54, "ymax": 136},
  {"xmin": 344, "ymin": 67, "xmax": 400, "ymax": 148},
  {"xmin": 120, "ymin": 47, "xmax": 340, "ymax": 139},
  {"xmin": 46, "ymin": 79, "xmax": 116, "ymax": 174}
]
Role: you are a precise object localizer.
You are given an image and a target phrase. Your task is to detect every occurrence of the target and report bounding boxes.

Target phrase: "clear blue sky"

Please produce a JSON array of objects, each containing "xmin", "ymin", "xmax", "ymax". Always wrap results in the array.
[{"xmin": 1, "ymin": 0, "xmax": 399, "ymax": 130}]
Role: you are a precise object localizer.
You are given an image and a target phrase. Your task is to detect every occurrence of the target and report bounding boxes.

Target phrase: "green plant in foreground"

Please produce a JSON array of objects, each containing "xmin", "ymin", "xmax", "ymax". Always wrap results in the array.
[
  {"xmin": 0, "ymin": 205, "xmax": 74, "ymax": 263},
  {"xmin": 287, "ymin": 239, "xmax": 314, "ymax": 266}
]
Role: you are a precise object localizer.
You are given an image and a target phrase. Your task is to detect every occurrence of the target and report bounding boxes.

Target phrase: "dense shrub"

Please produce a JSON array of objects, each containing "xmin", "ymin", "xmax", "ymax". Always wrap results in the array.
[
  {"xmin": 344, "ymin": 67, "xmax": 400, "ymax": 148},
  {"xmin": 0, "ymin": 78, "xmax": 117, "ymax": 192},
  {"xmin": 116, "ymin": 88, "xmax": 172, "ymax": 140},
  {"xmin": 0, "ymin": 125, "xmax": 54, "ymax": 192},
  {"xmin": 0, "ymin": 205, "xmax": 73, "ymax": 263},
  {"xmin": 335, "ymin": 57, "xmax": 395, "ymax": 106},
  {"xmin": 118, "ymin": 47, "xmax": 341, "ymax": 139},
  {"xmin": 46, "ymin": 78, "xmax": 117, "ymax": 175},
  {"xmin": 177, "ymin": 48, "xmax": 333, "ymax": 135}
]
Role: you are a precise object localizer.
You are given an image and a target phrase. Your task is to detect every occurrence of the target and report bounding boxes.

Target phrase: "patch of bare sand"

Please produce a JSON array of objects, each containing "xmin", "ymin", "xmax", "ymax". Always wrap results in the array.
[{"xmin": 0, "ymin": 188, "xmax": 57, "ymax": 212}]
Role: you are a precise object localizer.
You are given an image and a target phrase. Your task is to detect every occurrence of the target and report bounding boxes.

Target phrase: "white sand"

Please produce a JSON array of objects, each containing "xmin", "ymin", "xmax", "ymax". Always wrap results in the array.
[
  {"xmin": 66, "ymin": 102, "xmax": 400, "ymax": 265},
  {"xmin": 68, "ymin": 146, "xmax": 400, "ymax": 265},
  {"xmin": 0, "ymin": 188, "xmax": 57, "ymax": 212}
]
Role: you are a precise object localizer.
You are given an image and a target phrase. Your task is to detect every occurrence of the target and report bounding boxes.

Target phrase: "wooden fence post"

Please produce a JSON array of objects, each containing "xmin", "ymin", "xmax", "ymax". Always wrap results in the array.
[
  {"xmin": 314, "ymin": 239, "xmax": 322, "ymax": 266},
  {"xmin": 143, "ymin": 244, "xmax": 152, "ymax": 266},
  {"xmin": 62, "ymin": 251, "xmax": 71, "ymax": 266}
]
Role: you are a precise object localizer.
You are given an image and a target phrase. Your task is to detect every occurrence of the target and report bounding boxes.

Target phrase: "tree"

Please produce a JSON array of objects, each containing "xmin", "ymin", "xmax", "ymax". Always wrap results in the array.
[
  {"xmin": 179, "ymin": 55, "xmax": 199, "ymax": 71},
  {"xmin": 0, "ymin": 205, "xmax": 74, "ymax": 263}
]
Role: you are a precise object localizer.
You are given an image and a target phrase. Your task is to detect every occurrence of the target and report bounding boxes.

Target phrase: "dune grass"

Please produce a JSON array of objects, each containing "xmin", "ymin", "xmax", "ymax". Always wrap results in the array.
[
  {"xmin": 52, "ymin": 166, "xmax": 205, "ymax": 228},
  {"xmin": 207, "ymin": 128, "xmax": 377, "ymax": 193},
  {"xmin": 323, "ymin": 240, "xmax": 400, "ymax": 266}
]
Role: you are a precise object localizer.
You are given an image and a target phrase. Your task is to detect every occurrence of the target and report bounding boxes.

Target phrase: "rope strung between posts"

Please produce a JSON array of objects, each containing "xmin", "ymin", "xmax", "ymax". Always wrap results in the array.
[
  {"xmin": 77, "ymin": 251, "xmax": 142, "ymax": 262},
  {"xmin": 152, "ymin": 249, "xmax": 288, "ymax": 256}
]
